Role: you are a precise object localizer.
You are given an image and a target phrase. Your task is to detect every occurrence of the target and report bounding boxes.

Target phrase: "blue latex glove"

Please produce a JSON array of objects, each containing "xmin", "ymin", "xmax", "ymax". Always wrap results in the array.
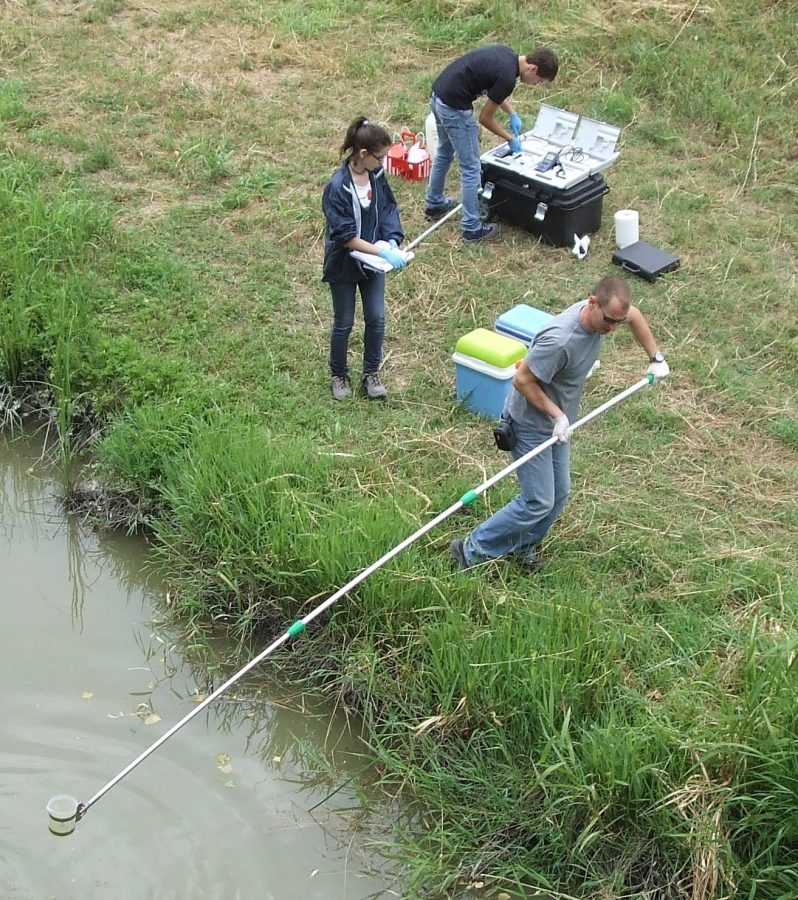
[
  {"xmin": 508, "ymin": 136, "xmax": 522, "ymax": 154},
  {"xmin": 388, "ymin": 239, "xmax": 399, "ymax": 249},
  {"xmin": 377, "ymin": 246, "xmax": 407, "ymax": 269},
  {"xmin": 509, "ymin": 112, "xmax": 523, "ymax": 135}
]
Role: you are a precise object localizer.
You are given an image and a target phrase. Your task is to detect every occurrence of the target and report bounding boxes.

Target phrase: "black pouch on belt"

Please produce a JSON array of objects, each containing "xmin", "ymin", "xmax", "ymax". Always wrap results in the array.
[{"xmin": 493, "ymin": 415, "xmax": 517, "ymax": 451}]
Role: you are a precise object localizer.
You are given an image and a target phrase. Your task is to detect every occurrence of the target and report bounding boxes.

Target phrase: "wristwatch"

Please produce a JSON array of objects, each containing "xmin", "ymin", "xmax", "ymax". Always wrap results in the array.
[{"xmin": 650, "ymin": 351, "xmax": 665, "ymax": 363}]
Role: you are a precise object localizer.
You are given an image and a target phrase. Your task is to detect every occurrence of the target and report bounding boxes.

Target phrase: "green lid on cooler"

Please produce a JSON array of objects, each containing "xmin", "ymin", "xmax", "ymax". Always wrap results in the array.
[{"xmin": 454, "ymin": 328, "xmax": 526, "ymax": 368}]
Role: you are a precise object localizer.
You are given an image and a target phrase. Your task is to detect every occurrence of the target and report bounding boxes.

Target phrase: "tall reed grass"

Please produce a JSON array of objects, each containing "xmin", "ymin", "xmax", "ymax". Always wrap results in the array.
[{"xmin": 95, "ymin": 408, "xmax": 798, "ymax": 895}]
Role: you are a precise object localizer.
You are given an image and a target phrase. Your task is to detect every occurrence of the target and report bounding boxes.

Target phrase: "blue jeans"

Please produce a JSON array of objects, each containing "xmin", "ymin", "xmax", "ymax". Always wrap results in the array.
[
  {"xmin": 464, "ymin": 418, "xmax": 571, "ymax": 563},
  {"xmin": 328, "ymin": 274, "xmax": 385, "ymax": 376},
  {"xmin": 425, "ymin": 95, "xmax": 482, "ymax": 233}
]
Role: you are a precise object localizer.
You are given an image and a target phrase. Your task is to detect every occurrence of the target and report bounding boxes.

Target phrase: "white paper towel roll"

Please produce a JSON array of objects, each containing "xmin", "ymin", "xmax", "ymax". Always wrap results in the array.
[{"xmin": 614, "ymin": 209, "xmax": 639, "ymax": 249}]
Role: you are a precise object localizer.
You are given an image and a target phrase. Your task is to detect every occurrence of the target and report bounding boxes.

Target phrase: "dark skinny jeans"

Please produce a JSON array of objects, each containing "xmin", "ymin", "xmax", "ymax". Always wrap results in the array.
[{"xmin": 328, "ymin": 273, "xmax": 386, "ymax": 377}]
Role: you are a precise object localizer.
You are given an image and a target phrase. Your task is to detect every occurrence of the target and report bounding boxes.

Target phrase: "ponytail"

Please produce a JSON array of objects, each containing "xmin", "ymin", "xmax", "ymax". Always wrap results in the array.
[{"xmin": 340, "ymin": 117, "xmax": 391, "ymax": 158}]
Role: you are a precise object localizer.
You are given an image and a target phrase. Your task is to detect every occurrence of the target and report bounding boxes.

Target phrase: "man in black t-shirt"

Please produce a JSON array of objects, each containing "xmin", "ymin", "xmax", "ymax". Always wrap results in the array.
[{"xmin": 424, "ymin": 45, "xmax": 558, "ymax": 243}]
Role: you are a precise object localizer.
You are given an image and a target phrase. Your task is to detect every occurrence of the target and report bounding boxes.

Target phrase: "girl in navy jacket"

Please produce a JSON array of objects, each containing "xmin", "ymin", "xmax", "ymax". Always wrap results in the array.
[{"xmin": 322, "ymin": 117, "xmax": 405, "ymax": 400}]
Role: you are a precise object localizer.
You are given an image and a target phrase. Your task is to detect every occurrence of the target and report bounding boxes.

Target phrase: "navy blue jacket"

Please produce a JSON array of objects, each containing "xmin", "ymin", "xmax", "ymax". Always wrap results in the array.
[{"xmin": 322, "ymin": 161, "xmax": 404, "ymax": 284}]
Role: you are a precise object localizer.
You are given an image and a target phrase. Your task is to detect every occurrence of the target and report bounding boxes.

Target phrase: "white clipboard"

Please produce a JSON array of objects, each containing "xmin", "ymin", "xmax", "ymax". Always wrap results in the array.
[{"xmin": 350, "ymin": 242, "xmax": 414, "ymax": 273}]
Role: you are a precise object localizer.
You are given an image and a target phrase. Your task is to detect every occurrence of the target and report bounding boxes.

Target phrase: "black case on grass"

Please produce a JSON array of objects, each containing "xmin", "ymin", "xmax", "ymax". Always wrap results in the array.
[
  {"xmin": 611, "ymin": 240, "xmax": 680, "ymax": 281},
  {"xmin": 479, "ymin": 168, "xmax": 610, "ymax": 247}
]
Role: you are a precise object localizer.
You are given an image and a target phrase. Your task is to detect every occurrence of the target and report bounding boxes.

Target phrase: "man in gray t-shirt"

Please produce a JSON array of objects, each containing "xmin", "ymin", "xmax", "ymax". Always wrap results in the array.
[{"xmin": 450, "ymin": 275, "xmax": 670, "ymax": 571}]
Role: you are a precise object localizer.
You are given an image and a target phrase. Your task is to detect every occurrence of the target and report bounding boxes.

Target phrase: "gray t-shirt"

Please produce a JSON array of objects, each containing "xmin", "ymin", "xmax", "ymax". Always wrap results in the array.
[{"xmin": 505, "ymin": 300, "xmax": 603, "ymax": 428}]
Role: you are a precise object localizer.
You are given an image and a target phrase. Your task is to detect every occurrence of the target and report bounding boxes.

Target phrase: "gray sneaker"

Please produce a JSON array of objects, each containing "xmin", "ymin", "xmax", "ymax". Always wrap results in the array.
[
  {"xmin": 463, "ymin": 222, "xmax": 501, "ymax": 243},
  {"xmin": 362, "ymin": 372, "xmax": 387, "ymax": 400},
  {"xmin": 331, "ymin": 374, "xmax": 351, "ymax": 401},
  {"xmin": 449, "ymin": 539, "xmax": 473, "ymax": 571}
]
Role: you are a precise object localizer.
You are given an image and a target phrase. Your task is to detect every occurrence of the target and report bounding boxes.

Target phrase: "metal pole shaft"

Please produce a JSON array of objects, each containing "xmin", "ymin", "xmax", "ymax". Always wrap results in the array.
[
  {"xmin": 78, "ymin": 628, "xmax": 293, "ymax": 817},
  {"xmin": 76, "ymin": 375, "xmax": 652, "ymax": 818},
  {"xmin": 280, "ymin": 375, "xmax": 653, "ymax": 631},
  {"xmin": 405, "ymin": 204, "xmax": 462, "ymax": 251},
  {"xmin": 473, "ymin": 375, "xmax": 653, "ymax": 500}
]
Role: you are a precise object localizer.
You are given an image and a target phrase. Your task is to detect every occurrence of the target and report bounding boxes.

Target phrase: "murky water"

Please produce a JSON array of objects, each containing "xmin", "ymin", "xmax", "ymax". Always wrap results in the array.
[{"xmin": 0, "ymin": 430, "xmax": 397, "ymax": 899}]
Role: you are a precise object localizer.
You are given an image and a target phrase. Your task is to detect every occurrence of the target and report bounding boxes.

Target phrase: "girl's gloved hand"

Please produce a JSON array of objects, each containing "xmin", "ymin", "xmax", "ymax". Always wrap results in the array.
[
  {"xmin": 508, "ymin": 137, "xmax": 523, "ymax": 154},
  {"xmin": 509, "ymin": 112, "xmax": 523, "ymax": 135},
  {"xmin": 377, "ymin": 246, "xmax": 407, "ymax": 269}
]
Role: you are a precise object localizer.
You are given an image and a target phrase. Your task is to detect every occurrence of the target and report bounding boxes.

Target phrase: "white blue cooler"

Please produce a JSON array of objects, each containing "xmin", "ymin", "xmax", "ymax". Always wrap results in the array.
[
  {"xmin": 494, "ymin": 304, "xmax": 553, "ymax": 345},
  {"xmin": 453, "ymin": 328, "xmax": 526, "ymax": 418}
]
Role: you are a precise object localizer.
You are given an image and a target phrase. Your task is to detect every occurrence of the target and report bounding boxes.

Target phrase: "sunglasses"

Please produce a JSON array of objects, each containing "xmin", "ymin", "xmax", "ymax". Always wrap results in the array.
[
  {"xmin": 370, "ymin": 151, "xmax": 387, "ymax": 163},
  {"xmin": 601, "ymin": 310, "xmax": 627, "ymax": 325}
]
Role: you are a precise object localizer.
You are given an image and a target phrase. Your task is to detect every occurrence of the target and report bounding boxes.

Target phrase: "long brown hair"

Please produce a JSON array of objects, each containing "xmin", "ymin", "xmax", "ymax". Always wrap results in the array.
[{"xmin": 340, "ymin": 117, "xmax": 391, "ymax": 158}]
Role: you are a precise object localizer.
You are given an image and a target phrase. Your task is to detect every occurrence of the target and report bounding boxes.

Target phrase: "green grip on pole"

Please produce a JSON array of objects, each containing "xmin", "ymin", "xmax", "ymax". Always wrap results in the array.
[
  {"xmin": 460, "ymin": 489, "xmax": 479, "ymax": 506},
  {"xmin": 287, "ymin": 620, "xmax": 306, "ymax": 638},
  {"xmin": 646, "ymin": 373, "xmax": 655, "ymax": 384}
]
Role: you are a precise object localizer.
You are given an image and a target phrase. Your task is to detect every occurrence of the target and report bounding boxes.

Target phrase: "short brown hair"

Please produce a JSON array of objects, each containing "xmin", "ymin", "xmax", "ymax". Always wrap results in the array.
[
  {"xmin": 525, "ymin": 47, "xmax": 559, "ymax": 81},
  {"xmin": 593, "ymin": 275, "xmax": 631, "ymax": 310}
]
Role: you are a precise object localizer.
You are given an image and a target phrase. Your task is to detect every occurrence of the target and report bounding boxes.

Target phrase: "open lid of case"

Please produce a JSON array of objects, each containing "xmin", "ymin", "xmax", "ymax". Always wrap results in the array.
[
  {"xmin": 573, "ymin": 117, "xmax": 621, "ymax": 173},
  {"xmin": 481, "ymin": 107, "xmax": 622, "ymax": 190},
  {"xmin": 529, "ymin": 105, "xmax": 580, "ymax": 146}
]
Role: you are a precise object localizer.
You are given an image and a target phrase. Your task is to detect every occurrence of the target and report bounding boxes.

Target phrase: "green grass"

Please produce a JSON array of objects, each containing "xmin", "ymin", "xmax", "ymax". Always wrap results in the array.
[{"xmin": 1, "ymin": 0, "xmax": 797, "ymax": 896}]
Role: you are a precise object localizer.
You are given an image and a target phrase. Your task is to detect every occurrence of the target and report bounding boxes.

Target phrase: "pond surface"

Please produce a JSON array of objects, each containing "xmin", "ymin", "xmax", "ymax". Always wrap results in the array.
[{"xmin": 0, "ymin": 430, "xmax": 398, "ymax": 899}]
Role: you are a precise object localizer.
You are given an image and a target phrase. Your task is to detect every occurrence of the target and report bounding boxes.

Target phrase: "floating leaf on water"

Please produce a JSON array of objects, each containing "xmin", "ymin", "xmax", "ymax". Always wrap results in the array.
[
  {"xmin": 224, "ymin": 780, "xmax": 236, "ymax": 788},
  {"xmin": 143, "ymin": 713, "xmax": 162, "ymax": 725},
  {"xmin": 272, "ymin": 755, "xmax": 282, "ymax": 763},
  {"xmin": 309, "ymin": 869, "xmax": 319, "ymax": 879},
  {"xmin": 81, "ymin": 691, "xmax": 94, "ymax": 700},
  {"xmin": 193, "ymin": 691, "xmax": 206, "ymax": 703},
  {"xmin": 216, "ymin": 752, "xmax": 232, "ymax": 774}
]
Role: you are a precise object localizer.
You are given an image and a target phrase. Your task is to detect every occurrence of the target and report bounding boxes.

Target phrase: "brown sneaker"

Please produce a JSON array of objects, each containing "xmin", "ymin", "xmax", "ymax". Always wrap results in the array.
[
  {"xmin": 362, "ymin": 372, "xmax": 387, "ymax": 400},
  {"xmin": 331, "ymin": 374, "xmax": 351, "ymax": 401}
]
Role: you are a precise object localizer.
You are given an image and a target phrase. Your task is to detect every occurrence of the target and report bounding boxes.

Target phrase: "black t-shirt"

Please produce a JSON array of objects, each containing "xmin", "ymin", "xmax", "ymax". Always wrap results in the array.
[
  {"xmin": 432, "ymin": 44, "xmax": 519, "ymax": 110},
  {"xmin": 359, "ymin": 195, "xmax": 377, "ymax": 243}
]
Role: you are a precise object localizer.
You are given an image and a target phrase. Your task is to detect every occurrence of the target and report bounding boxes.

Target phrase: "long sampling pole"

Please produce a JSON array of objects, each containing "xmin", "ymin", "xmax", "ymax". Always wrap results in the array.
[
  {"xmin": 52, "ymin": 374, "xmax": 654, "ymax": 833},
  {"xmin": 405, "ymin": 203, "xmax": 463, "ymax": 252}
]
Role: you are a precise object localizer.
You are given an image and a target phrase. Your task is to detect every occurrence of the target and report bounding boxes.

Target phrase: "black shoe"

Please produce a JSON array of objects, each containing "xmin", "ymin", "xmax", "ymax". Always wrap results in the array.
[
  {"xmin": 463, "ymin": 223, "xmax": 500, "ymax": 243},
  {"xmin": 515, "ymin": 549, "xmax": 542, "ymax": 573},
  {"xmin": 449, "ymin": 539, "xmax": 472, "ymax": 571},
  {"xmin": 424, "ymin": 198, "xmax": 459, "ymax": 220}
]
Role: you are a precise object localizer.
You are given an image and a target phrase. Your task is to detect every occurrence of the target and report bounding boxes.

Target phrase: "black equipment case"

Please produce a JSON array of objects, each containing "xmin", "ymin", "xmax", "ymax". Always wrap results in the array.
[
  {"xmin": 612, "ymin": 240, "xmax": 680, "ymax": 281},
  {"xmin": 479, "ymin": 104, "xmax": 621, "ymax": 247},
  {"xmin": 479, "ymin": 169, "xmax": 610, "ymax": 247}
]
